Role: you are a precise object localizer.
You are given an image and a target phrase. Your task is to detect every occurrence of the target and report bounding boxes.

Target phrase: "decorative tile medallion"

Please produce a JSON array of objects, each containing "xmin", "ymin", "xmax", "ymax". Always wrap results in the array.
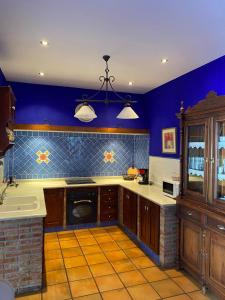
[
  {"xmin": 103, "ymin": 151, "xmax": 115, "ymax": 163},
  {"xmin": 36, "ymin": 150, "xmax": 50, "ymax": 164}
]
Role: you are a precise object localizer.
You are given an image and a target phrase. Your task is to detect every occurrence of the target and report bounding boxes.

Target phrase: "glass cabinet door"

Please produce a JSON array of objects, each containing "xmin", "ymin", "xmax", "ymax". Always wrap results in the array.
[
  {"xmin": 216, "ymin": 121, "xmax": 225, "ymax": 202},
  {"xmin": 186, "ymin": 124, "xmax": 206, "ymax": 195}
]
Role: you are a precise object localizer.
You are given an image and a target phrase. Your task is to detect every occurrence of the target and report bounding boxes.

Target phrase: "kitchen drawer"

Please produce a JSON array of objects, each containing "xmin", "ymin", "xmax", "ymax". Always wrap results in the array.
[
  {"xmin": 206, "ymin": 217, "xmax": 225, "ymax": 235},
  {"xmin": 101, "ymin": 200, "xmax": 117, "ymax": 210},
  {"xmin": 101, "ymin": 194, "xmax": 117, "ymax": 204},
  {"xmin": 100, "ymin": 211, "xmax": 117, "ymax": 221},
  {"xmin": 179, "ymin": 205, "xmax": 201, "ymax": 223},
  {"xmin": 100, "ymin": 186, "xmax": 118, "ymax": 196}
]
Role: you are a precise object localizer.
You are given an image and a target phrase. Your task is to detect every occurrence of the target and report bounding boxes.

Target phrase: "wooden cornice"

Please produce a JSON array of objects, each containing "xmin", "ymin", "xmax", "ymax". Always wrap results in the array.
[{"xmin": 14, "ymin": 124, "xmax": 149, "ymax": 134}]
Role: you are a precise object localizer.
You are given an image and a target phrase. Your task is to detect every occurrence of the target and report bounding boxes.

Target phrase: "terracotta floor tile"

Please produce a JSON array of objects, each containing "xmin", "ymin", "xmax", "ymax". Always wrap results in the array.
[
  {"xmin": 188, "ymin": 290, "xmax": 217, "ymax": 300},
  {"xmin": 110, "ymin": 234, "xmax": 129, "ymax": 241},
  {"xmin": 45, "ymin": 249, "xmax": 62, "ymax": 260},
  {"xmin": 90, "ymin": 228, "xmax": 108, "ymax": 235},
  {"xmin": 111, "ymin": 259, "xmax": 136, "ymax": 273},
  {"xmin": 127, "ymin": 283, "xmax": 160, "ymax": 300},
  {"xmin": 70, "ymin": 278, "xmax": 98, "ymax": 298},
  {"xmin": 90, "ymin": 262, "xmax": 115, "ymax": 277},
  {"xmin": 74, "ymin": 229, "xmax": 92, "ymax": 238},
  {"xmin": 124, "ymin": 247, "xmax": 145, "ymax": 258},
  {"xmin": 45, "ymin": 241, "xmax": 60, "ymax": 250},
  {"xmin": 140, "ymin": 266, "xmax": 168, "ymax": 282},
  {"xmin": 118, "ymin": 270, "xmax": 147, "ymax": 287},
  {"xmin": 78, "ymin": 238, "xmax": 97, "ymax": 246},
  {"xmin": 151, "ymin": 278, "xmax": 184, "ymax": 298},
  {"xmin": 45, "ymin": 269, "xmax": 67, "ymax": 285},
  {"xmin": 85, "ymin": 253, "xmax": 108, "ymax": 265},
  {"xmin": 62, "ymin": 247, "xmax": 83, "ymax": 258},
  {"xmin": 66, "ymin": 265, "xmax": 92, "ymax": 281},
  {"xmin": 95, "ymin": 235, "xmax": 114, "ymax": 243},
  {"xmin": 99, "ymin": 241, "xmax": 120, "ymax": 252},
  {"xmin": 95, "ymin": 274, "xmax": 124, "ymax": 292},
  {"xmin": 173, "ymin": 276, "xmax": 200, "ymax": 293},
  {"xmin": 64, "ymin": 255, "xmax": 87, "ymax": 268},
  {"xmin": 117, "ymin": 240, "xmax": 136, "ymax": 249},
  {"xmin": 81, "ymin": 244, "xmax": 102, "ymax": 255},
  {"xmin": 16, "ymin": 294, "xmax": 42, "ymax": 300},
  {"xmin": 101, "ymin": 288, "xmax": 132, "ymax": 300},
  {"xmin": 165, "ymin": 269, "xmax": 184, "ymax": 278},
  {"xmin": 75, "ymin": 294, "xmax": 102, "ymax": 300},
  {"xmin": 45, "ymin": 232, "xmax": 58, "ymax": 238},
  {"xmin": 42, "ymin": 282, "xmax": 71, "ymax": 300},
  {"xmin": 105, "ymin": 250, "xmax": 127, "ymax": 262},
  {"xmin": 45, "ymin": 258, "xmax": 65, "ymax": 272},
  {"xmin": 57, "ymin": 230, "xmax": 74, "ymax": 236},
  {"xmin": 131, "ymin": 256, "xmax": 155, "ymax": 269},
  {"xmin": 60, "ymin": 240, "xmax": 79, "ymax": 249},
  {"xmin": 44, "ymin": 236, "xmax": 58, "ymax": 243},
  {"xmin": 164, "ymin": 295, "xmax": 191, "ymax": 300},
  {"xmin": 58, "ymin": 236, "xmax": 77, "ymax": 241}
]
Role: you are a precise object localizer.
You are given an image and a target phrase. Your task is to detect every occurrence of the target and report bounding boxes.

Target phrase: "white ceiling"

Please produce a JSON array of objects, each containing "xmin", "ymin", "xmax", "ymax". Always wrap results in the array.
[{"xmin": 0, "ymin": 0, "xmax": 225, "ymax": 93}]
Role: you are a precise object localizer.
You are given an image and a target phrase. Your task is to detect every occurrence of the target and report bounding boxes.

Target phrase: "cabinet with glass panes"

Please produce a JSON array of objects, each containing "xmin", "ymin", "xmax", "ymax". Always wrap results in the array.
[{"xmin": 177, "ymin": 91, "xmax": 225, "ymax": 299}]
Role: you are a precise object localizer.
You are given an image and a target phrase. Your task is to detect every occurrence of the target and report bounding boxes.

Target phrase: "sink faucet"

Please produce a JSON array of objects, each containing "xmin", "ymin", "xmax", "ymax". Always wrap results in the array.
[
  {"xmin": 0, "ymin": 181, "xmax": 10, "ymax": 205},
  {"xmin": 0, "ymin": 177, "xmax": 18, "ymax": 205}
]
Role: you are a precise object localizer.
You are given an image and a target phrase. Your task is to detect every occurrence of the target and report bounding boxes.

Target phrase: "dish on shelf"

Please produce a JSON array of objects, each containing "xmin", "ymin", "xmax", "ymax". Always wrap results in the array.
[
  {"xmin": 188, "ymin": 169, "xmax": 204, "ymax": 177},
  {"xmin": 188, "ymin": 142, "xmax": 205, "ymax": 149}
]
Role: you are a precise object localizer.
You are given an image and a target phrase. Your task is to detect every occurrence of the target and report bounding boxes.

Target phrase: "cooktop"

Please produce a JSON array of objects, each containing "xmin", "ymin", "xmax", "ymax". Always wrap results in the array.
[{"xmin": 65, "ymin": 178, "xmax": 96, "ymax": 185}]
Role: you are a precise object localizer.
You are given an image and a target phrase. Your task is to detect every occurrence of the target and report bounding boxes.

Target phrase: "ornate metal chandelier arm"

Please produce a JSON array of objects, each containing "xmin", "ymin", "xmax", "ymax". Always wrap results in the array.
[
  {"xmin": 108, "ymin": 77, "xmax": 136, "ymax": 103},
  {"xmin": 86, "ymin": 78, "xmax": 105, "ymax": 100}
]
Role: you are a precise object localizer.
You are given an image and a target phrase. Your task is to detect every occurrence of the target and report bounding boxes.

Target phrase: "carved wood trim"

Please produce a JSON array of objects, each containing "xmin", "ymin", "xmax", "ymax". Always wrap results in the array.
[
  {"xmin": 185, "ymin": 91, "xmax": 225, "ymax": 115},
  {"xmin": 14, "ymin": 124, "xmax": 149, "ymax": 134}
]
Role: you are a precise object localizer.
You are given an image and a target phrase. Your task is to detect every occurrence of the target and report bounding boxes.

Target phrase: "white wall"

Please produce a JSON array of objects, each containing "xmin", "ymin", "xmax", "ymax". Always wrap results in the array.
[{"xmin": 149, "ymin": 156, "xmax": 180, "ymax": 186}]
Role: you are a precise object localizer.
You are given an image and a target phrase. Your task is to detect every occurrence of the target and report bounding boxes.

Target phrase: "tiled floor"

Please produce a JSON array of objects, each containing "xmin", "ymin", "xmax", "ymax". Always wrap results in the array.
[{"xmin": 16, "ymin": 226, "xmax": 217, "ymax": 300}]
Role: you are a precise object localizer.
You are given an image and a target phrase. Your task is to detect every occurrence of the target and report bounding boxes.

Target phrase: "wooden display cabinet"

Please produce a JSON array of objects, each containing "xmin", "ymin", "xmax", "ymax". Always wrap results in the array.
[
  {"xmin": 177, "ymin": 91, "xmax": 225, "ymax": 298},
  {"xmin": 0, "ymin": 86, "xmax": 16, "ymax": 157}
]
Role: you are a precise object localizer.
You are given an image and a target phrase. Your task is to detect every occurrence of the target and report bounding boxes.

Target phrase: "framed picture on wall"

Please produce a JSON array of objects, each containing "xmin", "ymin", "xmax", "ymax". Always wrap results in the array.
[{"xmin": 162, "ymin": 127, "xmax": 177, "ymax": 153}]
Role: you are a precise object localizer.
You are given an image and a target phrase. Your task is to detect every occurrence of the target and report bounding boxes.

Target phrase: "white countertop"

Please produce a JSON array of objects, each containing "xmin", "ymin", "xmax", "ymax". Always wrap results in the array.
[{"xmin": 0, "ymin": 177, "xmax": 176, "ymax": 221}]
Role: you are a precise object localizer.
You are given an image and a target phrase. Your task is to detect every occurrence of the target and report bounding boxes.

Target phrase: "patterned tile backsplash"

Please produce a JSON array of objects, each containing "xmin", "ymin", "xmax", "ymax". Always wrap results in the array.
[{"xmin": 4, "ymin": 131, "xmax": 149, "ymax": 179}]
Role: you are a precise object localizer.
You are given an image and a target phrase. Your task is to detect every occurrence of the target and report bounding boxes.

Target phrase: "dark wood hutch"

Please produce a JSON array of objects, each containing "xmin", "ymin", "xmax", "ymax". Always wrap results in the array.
[
  {"xmin": 0, "ymin": 86, "xmax": 16, "ymax": 157},
  {"xmin": 177, "ymin": 91, "xmax": 225, "ymax": 299}
]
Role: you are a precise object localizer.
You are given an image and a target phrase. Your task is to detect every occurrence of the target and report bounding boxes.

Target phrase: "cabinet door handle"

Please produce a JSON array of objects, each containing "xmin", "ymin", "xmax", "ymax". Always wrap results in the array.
[
  {"xmin": 126, "ymin": 195, "xmax": 130, "ymax": 200},
  {"xmin": 217, "ymin": 224, "xmax": 225, "ymax": 231},
  {"xmin": 146, "ymin": 206, "xmax": 149, "ymax": 211},
  {"xmin": 12, "ymin": 106, "xmax": 16, "ymax": 110},
  {"xmin": 187, "ymin": 211, "xmax": 192, "ymax": 216}
]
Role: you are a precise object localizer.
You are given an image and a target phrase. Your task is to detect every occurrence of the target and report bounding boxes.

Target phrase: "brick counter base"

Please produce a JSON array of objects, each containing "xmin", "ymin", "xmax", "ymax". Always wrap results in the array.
[{"xmin": 0, "ymin": 217, "xmax": 43, "ymax": 295}]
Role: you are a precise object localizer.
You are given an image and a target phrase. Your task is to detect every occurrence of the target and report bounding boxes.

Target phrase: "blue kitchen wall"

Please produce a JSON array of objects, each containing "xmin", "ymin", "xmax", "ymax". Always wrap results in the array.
[
  {"xmin": 4, "ymin": 131, "xmax": 149, "ymax": 179},
  {"xmin": 145, "ymin": 55, "xmax": 225, "ymax": 158},
  {"xmin": 8, "ymin": 81, "xmax": 148, "ymax": 129},
  {"xmin": 0, "ymin": 68, "xmax": 7, "ymax": 86}
]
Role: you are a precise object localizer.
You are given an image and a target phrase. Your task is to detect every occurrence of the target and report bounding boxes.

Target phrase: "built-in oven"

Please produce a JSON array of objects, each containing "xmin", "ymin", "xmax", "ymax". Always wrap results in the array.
[{"xmin": 66, "ymin": 188, "xmax": 98, "ymax": 225}]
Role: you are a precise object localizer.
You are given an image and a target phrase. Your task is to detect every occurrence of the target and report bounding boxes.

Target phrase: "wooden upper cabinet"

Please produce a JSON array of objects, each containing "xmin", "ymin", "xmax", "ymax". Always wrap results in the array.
[
  {"xmin": 0, "ymin": 86, "xmax": 16, "ymax": 157},
  {"xmin": 183, "ymin": 119, "xmax": 209, "ymax": 202},
  {"xmin": 123, "ymin": 188, "xmax": 137, "ymax": 234},
  {"xmin": 140, "ymin": 197, "xmax": 160, "ymax": 254},
  {"xmin": 44, "ymin": 188, "xmax": 64, "ymax": 228},
  {"xmin": 178, "ymin": 91, "xmax": 225, "ymax": 208}
]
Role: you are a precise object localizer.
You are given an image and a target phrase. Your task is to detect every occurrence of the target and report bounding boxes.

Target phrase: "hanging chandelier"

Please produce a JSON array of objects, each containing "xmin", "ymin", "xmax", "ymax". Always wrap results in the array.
[{"xmin": 74, "ymin": 55, "xmax": 139, "ymax": 122}]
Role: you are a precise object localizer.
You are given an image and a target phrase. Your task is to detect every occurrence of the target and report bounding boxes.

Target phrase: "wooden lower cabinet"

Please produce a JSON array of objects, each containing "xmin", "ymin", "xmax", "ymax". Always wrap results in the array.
[
  {"xmin": 180, "ymin": 219, "xmax": 203, "ymax": 277},
  {"xmin": 44, "ymin": 188, "xmax": 64, "ymax": 227},
  {"xmin": 205, "ymin": 230, "xmax": 225, "ymax": 298},
  {"xmin": 140, "ymin": 197, "xmax": 160, "ymax": 254},
  {"xmin": 100, "ymin": 186, "xmax": 118, "ymax": 221},
  {"xmin": 178, "ymin": 204, "xmax": 225, "ymax": 298},
  {"xmin": 123, "ymin": 188, "xmax": 137, "ymax": 234}
]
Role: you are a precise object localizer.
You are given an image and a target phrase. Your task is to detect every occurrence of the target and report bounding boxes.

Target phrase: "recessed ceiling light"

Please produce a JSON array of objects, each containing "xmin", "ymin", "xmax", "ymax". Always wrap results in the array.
[
  {"xmin": 38, "ymin": 72, "xmax": 45, "ymax": 77},
  {"xmin": 128, "ymin": 81, "xmax": 133, "ymax": 86},
  {"xmin": 40, "ymin": 40, "xmax": 48, "ymax": 46},
  {"xmin": 161, "ymin": 58, "xmax": 168, "ymax": 64}
]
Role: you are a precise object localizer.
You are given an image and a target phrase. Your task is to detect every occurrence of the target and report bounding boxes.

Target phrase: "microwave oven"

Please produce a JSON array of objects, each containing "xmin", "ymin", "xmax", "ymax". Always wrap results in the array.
[{"xmin": 163, "ymin": 179, "xmax": 180, "ymax": 198}]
